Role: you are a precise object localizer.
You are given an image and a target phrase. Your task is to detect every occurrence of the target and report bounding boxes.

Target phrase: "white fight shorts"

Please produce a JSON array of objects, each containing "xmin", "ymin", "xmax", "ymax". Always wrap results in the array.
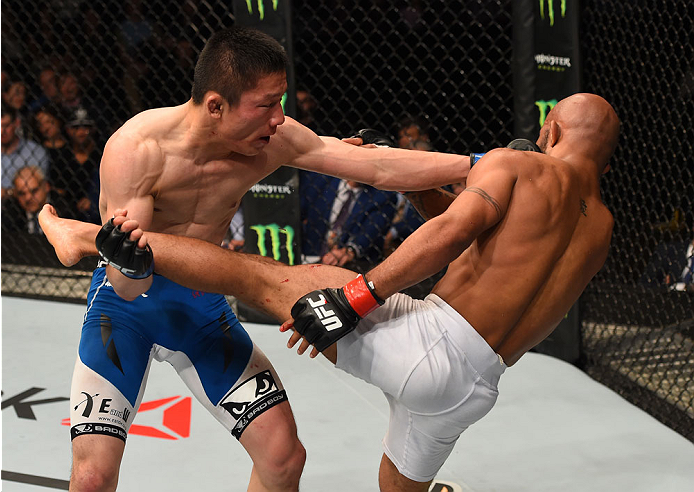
[{"xmin": 336, "ymin": 293, "xmax": 506, "ymax": 482}]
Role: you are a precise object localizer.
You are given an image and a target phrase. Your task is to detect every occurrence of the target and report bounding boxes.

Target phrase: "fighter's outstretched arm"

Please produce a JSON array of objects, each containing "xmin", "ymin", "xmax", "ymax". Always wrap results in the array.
[{"xmin": 278, "ymin": 118, "xmax": 470, "ymax": 191}]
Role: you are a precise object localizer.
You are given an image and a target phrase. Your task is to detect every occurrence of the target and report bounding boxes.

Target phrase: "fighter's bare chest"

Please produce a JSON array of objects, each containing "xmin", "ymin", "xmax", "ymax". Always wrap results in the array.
[{"xmin": 150, "ymin": 160, "xmax": 257, "ymax": 221}]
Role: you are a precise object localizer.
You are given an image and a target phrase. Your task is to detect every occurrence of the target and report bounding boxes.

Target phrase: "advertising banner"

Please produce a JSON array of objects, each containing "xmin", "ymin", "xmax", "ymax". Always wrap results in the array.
[{"xmin": 513, "ymin": 0, "xmax": 581, "ymax": 138}]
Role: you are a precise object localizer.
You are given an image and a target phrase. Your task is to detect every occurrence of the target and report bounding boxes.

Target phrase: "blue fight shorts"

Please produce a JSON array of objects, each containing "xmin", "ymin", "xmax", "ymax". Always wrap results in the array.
[{"xmin": 69, "ymin": 267, "xmax": 287, "ymax": 442}]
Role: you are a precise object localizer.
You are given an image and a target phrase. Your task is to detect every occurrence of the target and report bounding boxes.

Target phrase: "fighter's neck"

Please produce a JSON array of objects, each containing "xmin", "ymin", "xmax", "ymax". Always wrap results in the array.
[{"xmin": 175, "ymin": 102, "xmax": 238, "ymax": 163}]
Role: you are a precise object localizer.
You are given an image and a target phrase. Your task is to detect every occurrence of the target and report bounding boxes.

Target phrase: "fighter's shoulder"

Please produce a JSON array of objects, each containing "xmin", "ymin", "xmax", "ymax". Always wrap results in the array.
[
  {"xmin": 271, "ymin": 116, "xmax": 322, "ymax": 153},
  {"xmin": 274, "ymin": 116, "xmax": 316, "ymax": 141},
  {"xmin": 469, "ymin": 148, "xmax": 525, "ymax": 178},
  {"xmin": 103, "ymin": 115, "xmax": 163, "ymax": 165}
]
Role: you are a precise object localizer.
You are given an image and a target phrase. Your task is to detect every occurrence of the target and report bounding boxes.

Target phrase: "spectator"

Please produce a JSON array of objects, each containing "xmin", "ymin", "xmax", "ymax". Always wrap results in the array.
[
  {"xmin": 222, "ymin": 205, "xmax": 245, "ymax": 251},
  {"xmin": 396, "ymin": 115, "xmax": 432, "ymax": 150},
  {"xmin": 119, "ymin": 0, "xmax": 153, "ymax": 56},
  {"xmin": 300, "ymin": 171, "xmax": 398, "ymax": 272},
  {"xmin": 383, "ymin": 120, "xmax": 433, "ymax": 254},
  {"xmin": 34, "ymin": 104, "xmax": 68, "ymax": 150},
  {"xmin": 74, "ymin": 6, "xmax": 129, "ymax": 134},
  {"xmin": 1, "ymin": 103, "xmax": 50, "ymax": 200},
  {"xmin": 58, "ymin": 72, "xmax": 88, "ymax": 113},
  {"xmin": 2, "ymin": 79, "xmax": 32, "ymax": 136},
  {"xmin": 641, "ymin": 233, "xmax": 694, "ymax": 293},
  {"xmin": 296, "ymin": 88, "xmax": 321, "ymax": 133},
  {"xmin": 1, "ymin": 165, "xmax": 70, "ymax": 234},
  {"xmin": 2, "ymin": 79, "xmax": 28, "ymax": 113},
  {"xmin": 28, "ymin": 67, "xmax": 60, "ymax": 113},
  {"xmin": 1, "ymin": 70, "xmax": 9, "ymax": 88},
  {"xmin": 60, "ymin": 107, "xmax": 101, "ymax": 223},
  {"xmin": 34, "ymin": 104, "xmax": 75, "ymax": 194}
]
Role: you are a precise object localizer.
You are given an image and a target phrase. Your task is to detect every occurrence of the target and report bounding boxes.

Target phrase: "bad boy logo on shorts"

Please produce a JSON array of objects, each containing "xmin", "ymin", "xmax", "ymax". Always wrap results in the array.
[
  {"xmin": 219, "ymin": 370, "xmax": 287, "ymax": 439},
  {"xmin": 70, "ymin": 422, "xmax": 127, "ymax": 442}
]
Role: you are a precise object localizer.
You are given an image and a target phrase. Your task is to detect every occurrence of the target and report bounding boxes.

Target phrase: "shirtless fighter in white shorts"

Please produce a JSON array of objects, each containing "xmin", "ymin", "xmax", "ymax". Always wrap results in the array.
[{"xmin": 40, "ymin": 93, "xmax": 619, "ymax": 491}]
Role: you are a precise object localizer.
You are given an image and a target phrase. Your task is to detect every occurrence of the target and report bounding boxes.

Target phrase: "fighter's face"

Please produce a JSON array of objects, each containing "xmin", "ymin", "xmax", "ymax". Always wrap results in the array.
[{"xmin": 223, "ymin": 72, "xmax": 287, "ymax": 156}]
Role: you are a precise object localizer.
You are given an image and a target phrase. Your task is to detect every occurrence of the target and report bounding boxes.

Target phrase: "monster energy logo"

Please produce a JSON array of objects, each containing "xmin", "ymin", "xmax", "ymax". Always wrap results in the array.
[
  {"xmin": 539, "ymin": 0, "xmax": 566, "ymax": 26},
  {"xmin": 246, "ymin": 0, "xmax": 278, "ymax": 20},
  {"xmin": 250, "ymin": 224, "xmax": 296, "ymax": 265},
  {"xmin": 535, "ymin": 99, "xmax": 558, "ymax": 127}
]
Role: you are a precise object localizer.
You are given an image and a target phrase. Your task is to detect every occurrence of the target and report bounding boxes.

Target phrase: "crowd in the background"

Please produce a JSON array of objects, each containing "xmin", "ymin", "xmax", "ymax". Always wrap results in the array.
[
  {"xmin": 1, "ymin": 0, "xmax": 205, "ymax": 235},
  {"xmin": 1, "ymin": 0, "xmax": 690, "ymax": 292}
]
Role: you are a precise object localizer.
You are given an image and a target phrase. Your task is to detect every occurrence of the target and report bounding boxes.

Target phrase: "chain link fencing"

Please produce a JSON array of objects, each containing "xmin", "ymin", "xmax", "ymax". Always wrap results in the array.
[
  {"xmin": 1, "ymin": 0, "xmax": 691, "ymax": 440},
  {"xmin": 580, "ymin": 0, "xmax": 694, "ymax": 441}
]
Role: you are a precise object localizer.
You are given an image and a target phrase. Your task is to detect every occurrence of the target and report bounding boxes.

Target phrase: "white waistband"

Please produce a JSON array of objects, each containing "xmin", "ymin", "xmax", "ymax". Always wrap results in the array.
[{"xmin": 425, "ymin": 293, "xmax": 507, "ymax": 386}]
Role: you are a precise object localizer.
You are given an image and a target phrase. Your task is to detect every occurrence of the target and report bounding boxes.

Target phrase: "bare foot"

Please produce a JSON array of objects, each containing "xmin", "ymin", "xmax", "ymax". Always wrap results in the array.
[{"xmin": 38, "ymin": 204, "xmax": 100, "ymax": 267}]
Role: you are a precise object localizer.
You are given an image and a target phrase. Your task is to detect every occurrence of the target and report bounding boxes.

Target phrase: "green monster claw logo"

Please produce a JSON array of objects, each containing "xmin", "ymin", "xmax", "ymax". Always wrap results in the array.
[
  {"xmin": 539, "ymin": 0, "xmax": 567, "ymax": 26},
  {"xmin": 250, "ymin": 224, "xmax": 296, "ymax": 265},
  {"xmin": 245, "ymin": 0, "xmax": 279, "ymax": 20},
  {"xmin": 535, "ymin": 99, "xmax": 558, "ymax": 127}
]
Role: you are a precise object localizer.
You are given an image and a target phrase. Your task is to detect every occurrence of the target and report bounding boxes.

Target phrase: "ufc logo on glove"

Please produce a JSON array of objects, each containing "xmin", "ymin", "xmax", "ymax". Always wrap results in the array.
[
  {"xmin": 307, "ymin": 295, "xmax": 343, "ymax": 331},
  {"xmin": 290, "ymin": 275, "xmax": 385, "ymax": 352}
]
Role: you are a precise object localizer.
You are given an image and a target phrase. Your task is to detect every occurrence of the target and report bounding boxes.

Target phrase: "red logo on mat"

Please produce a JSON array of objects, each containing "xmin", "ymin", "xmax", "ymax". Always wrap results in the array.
[{"xmin": 63, "ymin": 396, "xmax": 192, "ymax": 440}]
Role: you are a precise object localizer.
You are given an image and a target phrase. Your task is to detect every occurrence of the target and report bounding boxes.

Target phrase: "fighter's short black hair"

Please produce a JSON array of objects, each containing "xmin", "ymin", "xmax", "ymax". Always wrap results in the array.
[{"xmin": 191, "ymin": 26, "xmax": 288, "ymax": 106}]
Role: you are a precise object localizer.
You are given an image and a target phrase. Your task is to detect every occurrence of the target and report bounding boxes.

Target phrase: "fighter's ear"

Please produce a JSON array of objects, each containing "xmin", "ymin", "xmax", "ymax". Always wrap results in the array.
[
  {"xmin": 548, "ymin": 119, "xmax": 561, "ymax": 148},
  {"xmin": 205, "ymin": 92, "xmax": 224, "ymax": 119}
]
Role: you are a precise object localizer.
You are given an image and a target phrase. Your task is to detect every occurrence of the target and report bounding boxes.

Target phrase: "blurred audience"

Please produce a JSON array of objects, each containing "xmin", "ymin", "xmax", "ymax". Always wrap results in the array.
[{"xmin": 2, "ymin": 103, "xmax": 50, "ymax": 201}]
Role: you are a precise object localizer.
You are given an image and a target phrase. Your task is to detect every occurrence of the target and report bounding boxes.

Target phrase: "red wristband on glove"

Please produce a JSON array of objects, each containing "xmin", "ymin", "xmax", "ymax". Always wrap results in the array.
[{"xmin": 343, "ymin": 274, "xmax": 385, "ymax": 318}]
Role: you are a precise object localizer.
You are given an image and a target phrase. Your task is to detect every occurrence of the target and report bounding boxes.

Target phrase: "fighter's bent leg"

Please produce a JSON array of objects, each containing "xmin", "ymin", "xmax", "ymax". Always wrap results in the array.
[
  {"xmin": 378, "ymin": 454, "xmax": 432, "ymax": 492},
  {"xmin": 241, "ymin": 401, "xmax": 306, "ymax": 491},
  {"xmin": 141, "ymin": 230, "xmax": 359, "ymax": 323},
  {"xmin": 38, "ymin": 204, "xmax": 100, "ymax": 266},
  {"xmin": 70, "ymin": 435, "xmax": 124, "ymax": 492}
]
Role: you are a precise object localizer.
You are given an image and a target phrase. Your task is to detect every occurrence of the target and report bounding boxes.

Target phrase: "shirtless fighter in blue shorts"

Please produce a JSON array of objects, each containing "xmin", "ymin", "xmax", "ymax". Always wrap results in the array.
[
  {"xmin": 57, "ymin": 26, "xmax": 473, "ymax": 492},
  {"xmin": 41, "ymin": 93, "xmax": 619, "ymax": 491}
]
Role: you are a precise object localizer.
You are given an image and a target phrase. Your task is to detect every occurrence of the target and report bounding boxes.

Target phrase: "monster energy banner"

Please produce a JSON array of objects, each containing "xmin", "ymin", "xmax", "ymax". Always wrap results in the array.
[
  {"xmin": 233, "ymin": 0, "xmax": 300, "ymax": 266},
  {"xmin": 243, "ymin": 176, "xmax": 300, "ymax": 266},
  {"xmin": 513, "ymin": 0, "xmax": 581, "ymax": 138},
  {"xmin": 234, "ymin": 0, "xmax": 301, "ymax": 322}
]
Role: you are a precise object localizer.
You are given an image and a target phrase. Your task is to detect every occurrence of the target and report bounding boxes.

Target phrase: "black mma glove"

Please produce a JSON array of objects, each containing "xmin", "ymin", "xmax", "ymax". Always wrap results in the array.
[
  {"xmin": 469, "ymin": 138, "xmax": 542, "ymax": 167},
  {"xmin": 350, "ymin": 128, "xmax": 396, "ymax": 148},
  {"xmin": 506, "ymin": 138, "xmax": 542, "ymax": 152},
  {"xmin": 290, "ymin": 274, "xmax": 385, "ymax": 352},
  {"xmin": 95, "ymin": 218, "xmax": 154, "ymax": 279}
]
